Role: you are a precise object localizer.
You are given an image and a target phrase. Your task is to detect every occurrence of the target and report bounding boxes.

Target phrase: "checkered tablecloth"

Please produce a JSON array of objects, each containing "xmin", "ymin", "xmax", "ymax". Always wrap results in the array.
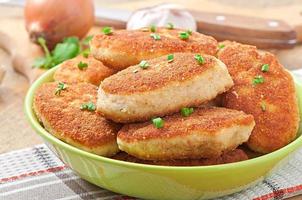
[{"xmin": 0, "ymin": 144, "xmax": 302, "ymax": 200}]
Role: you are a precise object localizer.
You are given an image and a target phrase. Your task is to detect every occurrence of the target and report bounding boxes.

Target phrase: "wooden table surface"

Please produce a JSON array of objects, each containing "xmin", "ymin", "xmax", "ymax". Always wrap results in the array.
[{"xmin": 0, "ymin": 1, "xmax": 301, "ymax": 199}]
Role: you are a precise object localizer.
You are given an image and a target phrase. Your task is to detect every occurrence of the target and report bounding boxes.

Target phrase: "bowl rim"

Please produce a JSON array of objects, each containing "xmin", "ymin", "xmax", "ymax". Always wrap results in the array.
[{"xmin": 24, "ymin": 65, "xmax": 302, "ymax": 171}]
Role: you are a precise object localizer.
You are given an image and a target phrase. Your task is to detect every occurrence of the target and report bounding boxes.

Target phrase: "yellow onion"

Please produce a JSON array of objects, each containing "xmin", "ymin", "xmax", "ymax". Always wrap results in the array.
[{"xmin": 24, "ymin": 0, "xmax": 94, "ymax": 49}]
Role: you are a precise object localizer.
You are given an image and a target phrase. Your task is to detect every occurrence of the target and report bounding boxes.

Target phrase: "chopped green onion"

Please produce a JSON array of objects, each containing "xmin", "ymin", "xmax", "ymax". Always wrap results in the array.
[
  {"xmin": 150, "ymin": 33, "xmax": 161, "ymax": 40},
  {"xmin": 218, "ymin": 44, "xmax": 225, "ymax": 49},
  {"xmin": 194, "ymin": 54, "xmax": 205, "ymax": 64},
  {"xmin": 82, "ymin": 35, "xmax": 93, "ymax": 46},
  {"xmin": 261, "ymin": 102, "xmax": 266, "ymax": 112},
  {"xmin": 179, "ymin": 32, "xmax": 190, "ymax": 40},
  {"xmin": 187, "ymin": 29, "xmax": 192, "ymax": 35},
  {"xmin": 102, "ymin": 26, "xmax": 113, "ymax": 35},
  {"xmin": 150, "ymin": 25, "xmax": 156, "ymax": 32},
  {"xmin": 55, "ymin": 82, "xmax": 67, "ymax": 96},
  {"xmin": 261, "ymin": 64, "xmax": 269, "ymax": 72},
  {"xmin": 252, "ymin": 75, "xmax": 265, "ymax": 85},
  {"xmin": 167, "ymin": 54, "xmax": 174, "ymax": 62},
  {"xmin": 181, "ymin": 107, "xmax": 194, "ymax": 117},
  {"xmin": 167, "ymin": 22, "xmax": 174, "ymax": 29},
  {"xmin": 139, "ymin": 60, "xmax": 149, "ymax": 69},
  {"xmin": 152, "ymin": 117, "xmax": 164, "ymax": 128},
  {"xmin": 82, "ymin": 49, "xmax": 90, "ymax": 58},
  {"xmin": 78, "ymin": 61, "xmax": 88, "ymax": 70},
  {"xmin": 80, "ymin": 102, "xmax": 96, "ymax": 111}
]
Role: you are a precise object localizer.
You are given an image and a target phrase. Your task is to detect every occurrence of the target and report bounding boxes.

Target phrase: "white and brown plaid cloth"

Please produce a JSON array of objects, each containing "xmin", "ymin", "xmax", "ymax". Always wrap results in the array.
[{"xmin": 0, "ymin": 144, "xmax": 302, "ymax": 200}]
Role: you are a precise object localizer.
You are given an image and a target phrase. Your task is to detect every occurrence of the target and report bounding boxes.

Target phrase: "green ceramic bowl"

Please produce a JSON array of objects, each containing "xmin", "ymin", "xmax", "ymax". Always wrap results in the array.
[{"xmin": 25, "ymin": 66, "xmax": 302, "ymax": 200}]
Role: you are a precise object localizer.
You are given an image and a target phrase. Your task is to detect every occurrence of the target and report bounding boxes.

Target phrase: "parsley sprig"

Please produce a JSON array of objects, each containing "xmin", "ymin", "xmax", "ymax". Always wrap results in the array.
[{"xmin": 34, "ymin": 37, "xmax": 81, "ymax": 69}]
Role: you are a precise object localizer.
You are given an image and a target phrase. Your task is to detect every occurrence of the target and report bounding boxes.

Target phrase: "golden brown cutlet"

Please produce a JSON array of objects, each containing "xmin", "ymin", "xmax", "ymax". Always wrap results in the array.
[
  {"xmin": 33, "ymin": 82, "xmax": 120, "ymax": 156},
  {"xmin": 53, "ymin": 55, "xmax": 115, "ymax": 86},
  {"xmin": 97, "ymin": 53, "xmax": 233, "ymax": 123},
  {"xmin": 112, "ymin": 149, "xmax": 248, "ymax": 166},
  {"xmin": 90, "ymin": 27, "xmax": 218, "ymax": 70},
  {"xmin": 117, "ymin": 107, "xmax": 255, "ymax": 161},
  {"xmin": 217, "ymin": 41, "xmax": 261, "ymax": 78},
  {"xmin": 217, "ymin": 41, "xmax": 300, "ymax": 153}
]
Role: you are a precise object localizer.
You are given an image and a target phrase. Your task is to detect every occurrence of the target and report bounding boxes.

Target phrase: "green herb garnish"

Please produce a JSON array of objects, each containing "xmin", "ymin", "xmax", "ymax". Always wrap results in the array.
[
  {"xmin": 187, "ymin": 29, "xmax": 192, "ymax": 35},
  {"xmin": 80, "ymin": 102, "xmax": 96, "ymax": 111},
  {"xmin": 261, "ymin": 64, "xmax": 269, "ymax": 72},
  {"xmin": 78, "ymin": 61, "xmax": 88, "ymax": 70},
  {"xmin": 179, "ymin": 32, "xmax": 190, "ymax": 40},
  {"xmin": 152, "ymin": 117, "xmax": 164, "ymax": 128},
  {"xmin": 139, "ymin": 60, "xmax": 149, "ymax": 69},
  {"xmin": 252, "ymin": 75, "xmax": 265, "ymax": 85},
  {"xmin": 181, "ymin": 107, "xmax": 194, "ymax": 117},
  {"xmin": 150, "ymin": 25, "xmax": 156, "ymax": 32},
  {"xmin": 34, "ymin": 37, "xmax": 80, "ymax": 69},
  {"xmin": 55, "ymin": 82, "xmax": 67, "ymax": 96},
  {"xmin": 102, "ymin": 26, "xmax": 113, "ymax": 35},
  {"xmin": 82, "ymin": 48, "xmax": 90, "ymax": 58},
  {"xmin": 261, "ymin": 102, "xmax": 266, "ymax": 112},
  {"xmin": 194, "ymin": 54, "xmax": 205, "ymax": 64},
  {"xmin": 218, "ymin": 44, "xmax": 225, "ymax": 49},
  {"xmin": 82, "ymin": 35, "xmax": 93, "ymax": 46},
  {"xmin": 167, "ymin": 22, "xmax": 174, "ymax": 29},
  {"xmin": 150, "ymin": 33, "xmax": 161, "ymax": 40},
  {"xmin": 167, "ymin": 54, "xmax": 174, "ymax": 62}
]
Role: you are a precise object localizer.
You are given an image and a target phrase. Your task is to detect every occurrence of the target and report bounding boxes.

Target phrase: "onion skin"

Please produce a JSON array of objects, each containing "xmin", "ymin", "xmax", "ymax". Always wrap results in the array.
[{"xmin": 24, "ymin": 0, "xmax": 94, "ymax": 49}]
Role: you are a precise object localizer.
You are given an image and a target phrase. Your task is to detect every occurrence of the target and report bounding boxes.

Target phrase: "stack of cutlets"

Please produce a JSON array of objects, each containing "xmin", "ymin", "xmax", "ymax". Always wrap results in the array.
[{"xmin": 33, "ymin": 27, "xmax": 299, "ymax": 166}]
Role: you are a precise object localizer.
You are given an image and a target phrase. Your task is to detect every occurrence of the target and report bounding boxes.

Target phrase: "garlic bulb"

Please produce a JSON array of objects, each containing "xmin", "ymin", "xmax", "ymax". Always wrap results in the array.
[{"xmin": 127, "ymin": 3, "xmax": 197, "ymax": 31}]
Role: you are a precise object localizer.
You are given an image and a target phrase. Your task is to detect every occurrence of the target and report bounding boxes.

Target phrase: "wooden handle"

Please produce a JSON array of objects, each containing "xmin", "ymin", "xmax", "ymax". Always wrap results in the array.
[
  {"xmin": 95, "ymin": 17, "xmax": 126, "ymax": 29},
  {"xmin": 190, "ymin": 10, "xmax": 297, "ymax": 49}
]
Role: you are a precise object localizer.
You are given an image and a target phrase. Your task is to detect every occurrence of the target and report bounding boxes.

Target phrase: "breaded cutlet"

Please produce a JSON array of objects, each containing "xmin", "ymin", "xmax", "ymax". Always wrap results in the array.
[
  {"xmin": 91, "ymin": 27, "xmax": 218, "ymax": 70},
  {"xmin": 217, "ymin": 41, "xmax": 261, "ymax": 78},
  {"xmin": 217, "ymin": 41, "xmax": 300, "ymax": 153},
  {"xmin": 53, "ymin": 55, "xmax": 115, "ymax": 86},
  {"xmin": 112, "ymin": 149, "xmax": 248, "ymax": 166},
  {"xmin": 117, "ymin": 107, "xmax": 255, "ymax": 161},
  {"xmin": 97, "ymin": 53, "xmax": 233, "ymax": 123},
  {"xmin": 33, "ymin": 82, "xmax": 120, "ymax": 156}
]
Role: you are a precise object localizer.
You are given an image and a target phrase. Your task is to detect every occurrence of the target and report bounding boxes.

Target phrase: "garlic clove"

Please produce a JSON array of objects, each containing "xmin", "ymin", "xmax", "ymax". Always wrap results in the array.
[{"xmin": 127, "ymin": 3, "xmax": 197, "ymax": 31}]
